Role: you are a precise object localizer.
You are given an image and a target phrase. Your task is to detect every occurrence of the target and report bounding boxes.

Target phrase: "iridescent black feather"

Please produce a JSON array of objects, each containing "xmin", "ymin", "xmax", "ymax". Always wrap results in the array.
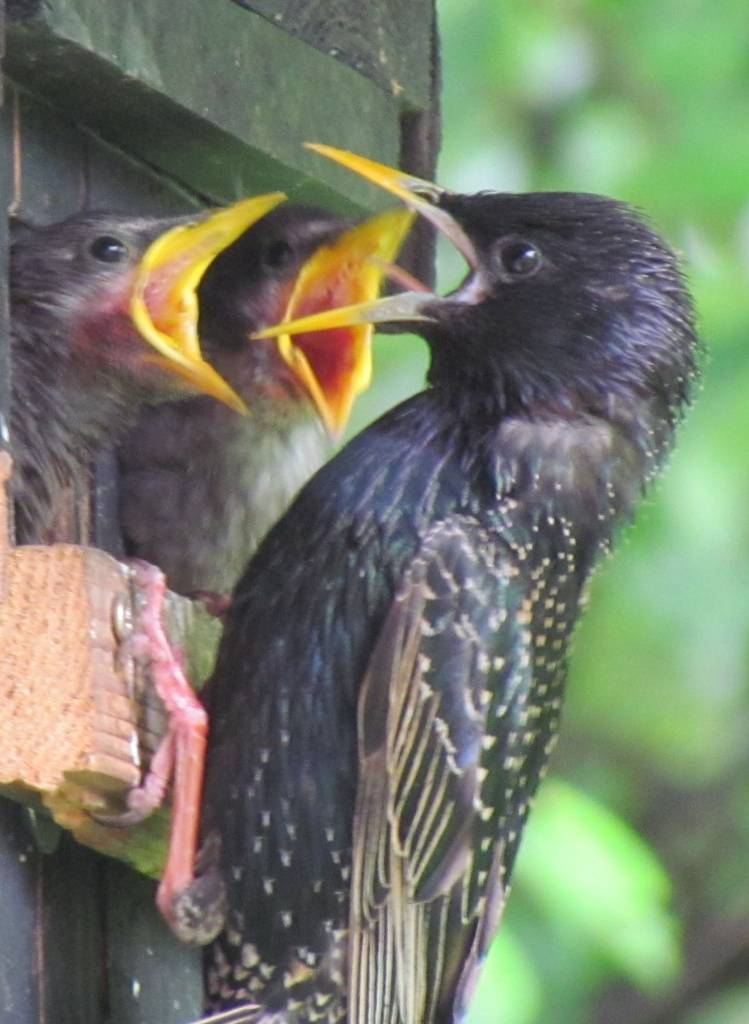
[{"xmin": 187, "ymin": 190, "xmax": 698, "ymax": 1024}]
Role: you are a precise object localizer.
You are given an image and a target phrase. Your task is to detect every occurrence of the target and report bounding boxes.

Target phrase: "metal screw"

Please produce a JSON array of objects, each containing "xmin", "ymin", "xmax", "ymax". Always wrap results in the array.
[{"xmin": 111, "ymin": 591, "xmax": 133, "ymax": 643}]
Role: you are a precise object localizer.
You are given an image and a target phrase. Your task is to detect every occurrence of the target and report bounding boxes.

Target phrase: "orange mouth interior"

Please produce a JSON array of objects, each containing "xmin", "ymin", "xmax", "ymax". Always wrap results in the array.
[{"xmin": 277, "ymin": 207, "xmax": 415, "ymax": 435}]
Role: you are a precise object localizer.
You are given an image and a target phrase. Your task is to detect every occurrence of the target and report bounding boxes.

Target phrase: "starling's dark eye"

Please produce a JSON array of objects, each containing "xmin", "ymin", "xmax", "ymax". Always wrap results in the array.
[
  {"xmin": 497, "ymin": 238, "xmax": 542, "ymax": 278},
  {"xmin": 263, "ymin": 239, "xmax": 294, "ymax": 271},
  {"xmin": 89, "ymin": 235, "xmax": 129, "ymax": 263}
]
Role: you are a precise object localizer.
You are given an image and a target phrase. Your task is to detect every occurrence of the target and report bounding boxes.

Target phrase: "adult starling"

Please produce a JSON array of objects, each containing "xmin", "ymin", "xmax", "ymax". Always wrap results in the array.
[
  {"xmin": 117, "ymin": 204, "xmax": 414, "ymax": 595},
  {"xmin": 172, "ymin": 149, "xmax": 699, "ymax": 1024},
  {"xmin": 8, "ymin": 196, "xmax": 282, "ymax": 543}
]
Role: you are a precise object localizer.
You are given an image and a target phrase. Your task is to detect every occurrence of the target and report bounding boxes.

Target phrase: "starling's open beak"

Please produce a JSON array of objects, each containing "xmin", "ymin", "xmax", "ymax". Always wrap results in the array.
[
  {"xmin": 305, "ymin": 143, "xmax": 481, "ymax": 271},
  {"xmin": 131, "ymin": 193, "xmax": 286, "ymax": 413},
  {"xmin": 273, "ymin": 207, "xmax": 415, "ymax": 435}
]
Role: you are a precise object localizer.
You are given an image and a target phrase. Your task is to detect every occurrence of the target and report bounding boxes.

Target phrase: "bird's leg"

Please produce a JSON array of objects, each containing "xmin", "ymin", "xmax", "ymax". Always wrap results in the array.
[
  {"xmin": 96, "ymin": 560, "xmax": 208, "ymax": 931},
  {"xmin": 132, "ymin": 560, "xmax": 209, "ymax": 927}
]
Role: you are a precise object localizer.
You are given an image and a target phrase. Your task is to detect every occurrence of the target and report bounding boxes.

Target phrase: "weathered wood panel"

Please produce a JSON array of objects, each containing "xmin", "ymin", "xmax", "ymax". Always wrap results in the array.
[
  {"xmin": 5, "ymin": 0, "xmax": 403, "ymax": 214},
  {"xmin": 106, "ymin": 861, "xmax": 203, "ymax": 1024},
  {"xmin": 0, "ymin": 48, "xmax": 11, "ymax": 446},
  {"xmin": 0, "ymin": 75, "xmax": 210, "ymax": 1024},
  {"xmin": 1, "ymin": 0, "xmax": 440, "ymax": 1018},
  {"xmin": 38, "ymin": 832, "xmax": 107, "ymax": 1024},
  {"xmin": 233, "ymin": 0, "xmax": 434, "ymax": 108},
  {"xmin": 8, "ymin": 87, "xmax": 85, "ymax": 222},
  {"xmin": 0, "ymin": 801, "xmax": 40, "ymax": 1024},
  {"xmin": 0, "ymin": 56, "xmax": 37, "ymax": 1024}
]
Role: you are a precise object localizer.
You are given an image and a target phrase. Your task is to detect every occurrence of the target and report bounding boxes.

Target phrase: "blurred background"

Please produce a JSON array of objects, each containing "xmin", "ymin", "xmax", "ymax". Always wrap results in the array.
[{"xmin": 348, "ymin": 1, "xmax": 749, "ymax": 1021}]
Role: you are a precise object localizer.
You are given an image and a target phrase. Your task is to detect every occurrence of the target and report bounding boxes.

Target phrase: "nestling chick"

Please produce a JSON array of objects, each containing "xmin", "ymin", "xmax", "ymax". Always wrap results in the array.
[
  {"xmin": 9, "ymin": 198, "xmax": 280, "ymax": 542},
  {"xmin": 118, "ymin": 204, "xmax": 413, "ymax": 595}
]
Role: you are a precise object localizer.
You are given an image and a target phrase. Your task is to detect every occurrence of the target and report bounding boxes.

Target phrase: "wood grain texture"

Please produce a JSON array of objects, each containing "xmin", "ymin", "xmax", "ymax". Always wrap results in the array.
[
  {"xmin": 2, "ymin": 1, "xmax": 440, "ymax": 1017},
  {"xmin": 0, "ymin": 800, "xmax": 42, "ymax": 1024},
  {"xmin": 0, "ymin": 452, "xmax": 221, "ymax": 877},
  {"xmin": 232, "ymin": 0, "xmax": 434, "ymax": 107},
  {"xmin": 105, "ymin": 860, "xmax": 203, "ymax": 1024},
  {"xmin": 6, "ymin": 0, "xmax": 402, "ymax": 214},
  {"xmin": 7, "ymin": 86, "xmax": 85, "ymax": 223},
  {"xmin": 0, "ymin": 454, "xmax": 214, "ymax": 1019},
  {"xmin": 0, "ymin": 63, "xmax": 12, "ymax": 459}
]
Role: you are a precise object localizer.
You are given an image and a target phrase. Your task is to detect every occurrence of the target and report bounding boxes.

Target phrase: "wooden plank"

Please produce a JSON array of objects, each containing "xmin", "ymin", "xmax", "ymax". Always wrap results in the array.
[
  {"xmin": 0, "ymin": 453, "xmax": 218, "ymax": 1017},
  {"xmin": 0, "ymin": 42, "xmax": 41, "ymax": 1024},
  {"xmin": 0, "ymin": 69, "xmax": 109, "ymax": 1018},
  {"xmin": 7, "ymin": 85, "xmax": 85, "ymax": 223},
  {"xmin": 0, "ymin": 29, "xmax": 11, "ymax": 451},
  {"xmin": 105, "ymin": 860, "xmax": 203, "ymax": 1024},
  {"xmin": 1, "ymin": 4, "xmax": 440, "ymax": 1020},
  {"xmin": 0, "ymin": 80, "xmax": 214, "ymax": 1016},
  {"xmin": 39, "ymin": 832, "xmax": 106, "ymax": 1024},
  {"xmin": 5, "ymin": 0, "xmax": 402, "ymax": 213},
  {"xmin": 236, "ymin": 0, "xmax": 434, "ymax": 108},
  {"xmin": 0, "ymin": 455, "xmax": 221, "ymax": 876},
  {"xmin": 0, "ymin": 800, "xmax": 40, "ymax": 1024},
  {"xmin": 84, "ymin": 132, "xmax": 201, "ymax": 217}
]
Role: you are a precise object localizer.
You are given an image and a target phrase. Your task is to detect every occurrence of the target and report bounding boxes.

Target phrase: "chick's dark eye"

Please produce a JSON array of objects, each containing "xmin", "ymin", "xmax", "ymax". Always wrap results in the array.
[
  {"xmin": 263, "ymin": 239, "xmax": 294, "ymax": 270},
  {"xmin": 499, "ymin": 239, "xmax": 542, "ymax": 277},
  {"xmin": 90, "ymin": 235, "xmax": 129, "ymax": 263}
]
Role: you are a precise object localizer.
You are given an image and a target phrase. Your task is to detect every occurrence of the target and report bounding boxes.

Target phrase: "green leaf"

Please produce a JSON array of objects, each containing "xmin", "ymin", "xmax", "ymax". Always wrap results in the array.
[
  {"xmin": 686, "ymin": 985, "xmax": 749, "ymax": 1024},
  {"xmin": 514, "ymin": 778, "xmax": 681, "ymax": 989},
  {"xmin": 468, "ymin": 928, "xmax": 543, "ymax": 1024}
]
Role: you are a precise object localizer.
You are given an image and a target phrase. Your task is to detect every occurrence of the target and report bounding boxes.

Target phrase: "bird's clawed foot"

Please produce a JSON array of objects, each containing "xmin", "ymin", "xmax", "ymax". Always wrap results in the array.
[
  {"xmin": 163, "ymin": 832, "xmax": 228, "ymax": 945},
  {"xmin": 92, "ymin": 560, "xmax": 210, "ymax": 936},
  {"xmin": 92, "ymin": 729, "xmax": 176, "ymax": 827}
]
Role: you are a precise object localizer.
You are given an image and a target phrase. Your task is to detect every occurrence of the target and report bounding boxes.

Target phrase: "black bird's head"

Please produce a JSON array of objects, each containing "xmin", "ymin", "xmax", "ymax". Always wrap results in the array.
[
  {"xmin": 417, "ymin": 190, "xmax": 696, "ymax": 422},
  {"xmin": 259, "ymin": 147, "xmax": 698, "ymax": 456},
  {"xmin": 10, "ymin": 196, "xmax": 287, "ymax": 414},
  {"xmin": 197, "ymin": 202, "xmax": 414, "ymax": 435}
]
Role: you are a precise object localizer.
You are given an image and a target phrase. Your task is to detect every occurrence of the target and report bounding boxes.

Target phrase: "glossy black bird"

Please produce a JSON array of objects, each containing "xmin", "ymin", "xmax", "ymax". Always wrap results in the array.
[
  {"xmin": 171, "ymin": 148, "xmax": 698, "ymax": 1024},
  {"xmin": 8, "ymin": 197, "xmax": 280, "ymax": 543},
  {"xmin": 117, "ymin": 204, "xmax": 414, "ymax": 596}
]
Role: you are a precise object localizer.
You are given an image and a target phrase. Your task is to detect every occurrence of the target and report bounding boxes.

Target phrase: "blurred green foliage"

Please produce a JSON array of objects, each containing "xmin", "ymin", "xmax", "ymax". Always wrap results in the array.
[{"xmin": 349, "ymin": 1, "xmax": 749, "ymax": 1020}]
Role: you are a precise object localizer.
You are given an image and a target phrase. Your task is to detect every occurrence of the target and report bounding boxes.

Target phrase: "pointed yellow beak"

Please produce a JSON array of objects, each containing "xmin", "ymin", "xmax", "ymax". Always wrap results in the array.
[
  {"xmin": 274, "ymin": 206, "xmax": 416, "ymax": 435},
  {"xmin": 256, "ymin": 289, "xmax": 435, "ymax": 340},
  {"xmin": 305, "ymin": 143, "xmax": 480, "ymax": 270},
  {"xmin": 131, "ymin": 193, "xmax": 286, "ymax": 413}
]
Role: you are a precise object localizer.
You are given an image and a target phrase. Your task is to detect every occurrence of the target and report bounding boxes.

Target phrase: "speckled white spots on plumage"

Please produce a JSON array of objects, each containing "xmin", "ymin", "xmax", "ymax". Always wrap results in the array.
[
  {"xmin": 196, "ymin": 239, "xmax": 695, "ymax": 1023},
  {"xmin": 241, "ymin": 943, "xmax": 260, "ymax": 968}
]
